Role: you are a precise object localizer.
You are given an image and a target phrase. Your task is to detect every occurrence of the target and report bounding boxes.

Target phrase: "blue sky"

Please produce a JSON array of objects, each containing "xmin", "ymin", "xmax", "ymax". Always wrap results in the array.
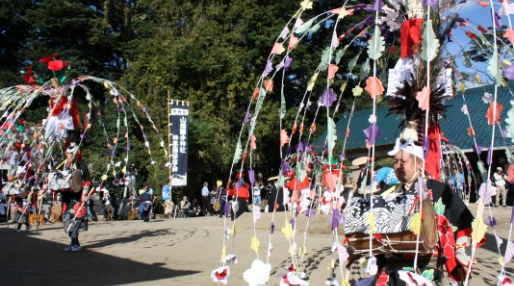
[{"xmin": 447, "ymin": 1, "xmax": 510, "ymax": 86}]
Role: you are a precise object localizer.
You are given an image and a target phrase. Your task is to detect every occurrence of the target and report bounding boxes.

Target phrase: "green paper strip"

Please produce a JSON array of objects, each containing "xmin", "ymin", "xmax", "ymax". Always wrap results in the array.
[{"xmin": 367, "ymin": 25, "xmax": 385, "ymax": 60}]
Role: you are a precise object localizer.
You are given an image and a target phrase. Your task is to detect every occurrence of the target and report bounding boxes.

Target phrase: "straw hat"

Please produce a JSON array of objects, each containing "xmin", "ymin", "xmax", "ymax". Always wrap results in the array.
[{"xmin": 351, "ymin": 156, "xmax": 368, "ymax": 166}]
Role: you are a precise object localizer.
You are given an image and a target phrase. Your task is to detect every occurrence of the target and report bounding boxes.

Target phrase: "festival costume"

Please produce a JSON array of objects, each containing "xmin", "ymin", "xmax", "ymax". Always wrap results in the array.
[
  {"xmin": 54, "ymin": 145, "xmax": 92, "ymax": 251},
  {"xmin": 377, "ymin": 180, "xmax": 480, "ymax": 284}
]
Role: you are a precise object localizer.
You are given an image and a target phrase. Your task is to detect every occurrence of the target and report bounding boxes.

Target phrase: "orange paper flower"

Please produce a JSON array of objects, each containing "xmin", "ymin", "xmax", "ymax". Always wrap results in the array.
[
  {"xmin": 477, "ymin": 25, "xmax": 488, "ymax": 33},
  {"xmin": 504, "ymin": 28, "xmax": 514, "ymax": 46},
  {"xmin": 345, "ymin": 128, "xmax": 350, "ymax": 138},
  {"xmin": 252, "ymin": 87, "xmax": 260, "ymax": 99},
  {"xmin": 264, "ymin": 79, "xmax": 274, "ymax": 91},
  {"xmin": 288, "ymin": 35, "xmax": 299, "ymax": 50},
  {"xmin": 328, "ymin": 64, "xmax": 339, "ymax": 79},
  {"xmin": 478, "ymin": 1, "xmax": 489, "ymax": 7},
  {"xmin": 292, "ymin": 123, "xmax": 297, "ymax": 135},
  {"xmin": 364, "ymin": 76, "xmax": 385, "ymax": 99},
  {"xmin": 467, "ymin": 127, "xmax": 476, "ymax": 137},
  {"xmin": 486, "ymin": 101, "xmax": 504, "ymax": 125},
  {"xmin": 465, "ymin": 31, "xmax": 477, "ymax": 40},
  {"xmin": 250, "ymin": 135, "xmax": 257, "ymax": 151},
  {"xmin": 310, "ymin": 123, "xmax": 316, "ymax": 133},
  {"xmin": 280, "ymin": 130, "xmax": 290, "ymax": 147}
]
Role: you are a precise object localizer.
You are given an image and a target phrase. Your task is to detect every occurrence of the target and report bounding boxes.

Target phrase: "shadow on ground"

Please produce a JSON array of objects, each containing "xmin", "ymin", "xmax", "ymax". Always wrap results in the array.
[{"xmin": 0, "ymin": 227, "xmax": 198, "ymax": 285}]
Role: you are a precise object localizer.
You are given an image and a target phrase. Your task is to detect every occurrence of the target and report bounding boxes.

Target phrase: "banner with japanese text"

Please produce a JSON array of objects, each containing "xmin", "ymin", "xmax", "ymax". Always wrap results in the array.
[{"xmin": 169, "ymin": 101, "xmax": 189, "ymax": 186}]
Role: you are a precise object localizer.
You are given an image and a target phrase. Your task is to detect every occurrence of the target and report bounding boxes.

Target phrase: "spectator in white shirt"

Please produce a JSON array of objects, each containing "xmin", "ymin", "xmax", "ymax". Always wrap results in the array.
[
  {"xmin": 201, "ymin": 182, "xmax": 211, "ymax": 215},
  {"xmin": 494, "ymin": 167, "xmax": 507, "ymax": 207}
]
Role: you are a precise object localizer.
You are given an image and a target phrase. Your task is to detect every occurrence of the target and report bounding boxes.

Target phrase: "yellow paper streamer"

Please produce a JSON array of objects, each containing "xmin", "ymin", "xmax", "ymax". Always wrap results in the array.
[
  {"xmin": 221, "ymin": 246, "xmax": 226, "ymax": 261},
  {"xmin": 292, "ymin": 8, "xmax": 302, "ymax": 18},
  {"xmin": 471, "ymin": 218, "xmax": 488, "ymax": 243},
  {"xmin": 282, "ymin": 221, "xmax": 294, "ymax": 239},
  {"xmin": 474, "ymin": 74, "xmax": 482, "ymax": 85},
  {"xmin": 101, "ymin": 174, "xmax": 107, "ymax": 181},
  {"xmin": 459, "ymin": 81, "xmax": 466, "ymax": 92},
  {"xmin": 409, "ymin": 212, "xmax": 421, "ymax": 236},
  {"xmin": 300, "ymin": 0, "xmax": 313, "ymax": 10},
  {"xmin": 499, "ymin": 256, "xmax": 504, "ymax": 265},
  {"xmin": 250, "ymin": 236, "xmax": 260, "ymax": 254},
  {"xmin": 338, "ymin": 8, "xmax": 351, "ymax": 19},
  {"xmin": 359, "ymin": 256, "xmax": 367, "ymax": 266},
  {"xmin": 341, "ymin": 280, "xmax": 350, "ymax": 286},
  {"xmin": 340, "ymin": 81, "xmax": 348, "ymax": 92},
  {"xmin": 307, "ymin": 73, "xmax": 319, "ymax": 91},
  {"xmin": 231, "ymin": 225, "xmax": 237, "ymax": 236},
  {"xmin": 366, "ymin": 212, "xmax": 376, "ymax": 234}
]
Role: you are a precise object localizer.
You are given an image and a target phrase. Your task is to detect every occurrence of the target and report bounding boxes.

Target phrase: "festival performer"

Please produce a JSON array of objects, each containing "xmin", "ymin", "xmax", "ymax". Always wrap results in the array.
[
  {"xmin": 8, "ymin": 165, "xmax": 36, "ymax": 232},
  {"xmin": 382, "ymin": 139, "xmax": 482, "ymax": 284},
  {"xmin": 57, "ymin": 143, "xmax": 92, "ymax": 252}
]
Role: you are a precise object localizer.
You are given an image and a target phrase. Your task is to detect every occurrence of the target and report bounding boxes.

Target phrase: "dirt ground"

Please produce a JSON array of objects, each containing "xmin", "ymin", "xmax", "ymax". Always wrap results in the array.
[{"xmin": 1, "ymin": 204, "xmax": 512, "ymax": 285}]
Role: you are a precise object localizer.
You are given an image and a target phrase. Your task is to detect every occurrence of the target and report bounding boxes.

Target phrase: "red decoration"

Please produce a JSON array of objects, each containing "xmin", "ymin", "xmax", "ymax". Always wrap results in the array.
[
  {"xmin": 400, "ymin": 18, "xmax": 424, "ymax": 58},
  {"xmin": 48, "ymin": 60, "xmax": 65, "ymax": 71},
  {"xmin": 39, "ymin": 54, "xmax": 58, "ymax": 63},
  {"xmin": 465, "ymin": 31, "xmax": 477, "ymax": 40},
  {"xmin": 486, "ymin": 101, "xmax": 504, "ymax": 125},
  {"xmin": 214, "ymin": 269, "xmax": 228, "ymax": 280},
  {"xmin": 424, "ymin": 124, "xmax": 442, "ymax": 181}
]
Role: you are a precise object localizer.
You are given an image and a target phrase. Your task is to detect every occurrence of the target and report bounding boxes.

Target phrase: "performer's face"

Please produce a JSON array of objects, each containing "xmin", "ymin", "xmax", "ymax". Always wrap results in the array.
[
  {"xmin": 393, "ymin": 151, "xmax": 421, "ymax": 183},
  {"xmin": 66, "ymin": 152, "xmax": 74, "ymax": 161}
]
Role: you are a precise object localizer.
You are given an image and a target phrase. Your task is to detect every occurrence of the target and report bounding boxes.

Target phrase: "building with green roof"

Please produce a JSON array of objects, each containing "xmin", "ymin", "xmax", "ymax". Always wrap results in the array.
[{"xmin": 312, "ymin": 82, "xmax": 514, "ymax": 185}]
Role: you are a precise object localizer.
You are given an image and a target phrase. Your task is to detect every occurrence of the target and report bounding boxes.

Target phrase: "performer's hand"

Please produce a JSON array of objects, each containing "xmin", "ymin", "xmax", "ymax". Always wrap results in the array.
[{"xmin": 81, "ymin": 195, "xmax": 87, "ymax": 203}]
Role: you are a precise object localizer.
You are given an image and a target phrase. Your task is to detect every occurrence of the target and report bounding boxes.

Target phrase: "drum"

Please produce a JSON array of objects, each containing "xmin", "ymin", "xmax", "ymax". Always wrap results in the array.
[
  {"xmin": 47, "ymin": 170, "xmax": 82, "ymax": 192},
  {"xmin": 344, "ymin": 192, "xmax": 436, "ymax": 255}
]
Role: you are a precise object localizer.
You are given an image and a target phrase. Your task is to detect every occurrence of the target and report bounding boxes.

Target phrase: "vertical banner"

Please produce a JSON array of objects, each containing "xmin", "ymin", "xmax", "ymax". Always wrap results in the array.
[{"xmin": 169, "ymin": 100, "xmax": 189, "ymax": 187}]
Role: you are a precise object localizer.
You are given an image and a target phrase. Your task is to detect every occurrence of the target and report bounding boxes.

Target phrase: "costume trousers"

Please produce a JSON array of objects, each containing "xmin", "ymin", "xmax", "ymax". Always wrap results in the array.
[{"xmin": 495, "ymin": 185, "xmax": 507, "ymax": 206}]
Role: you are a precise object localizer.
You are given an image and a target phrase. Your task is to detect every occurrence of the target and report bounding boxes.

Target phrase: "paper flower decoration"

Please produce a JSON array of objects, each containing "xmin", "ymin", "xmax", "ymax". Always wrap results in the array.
[
  {"xmin": 467, "ymin": 127, "xmax": 476, "ymax": 137},
  {"xmin": 243, "ymin": 259, "xmax": 271, "ymax": 286},
  {"xmin": 486, "ymin": 101, "xmax": 504, "ymax": 125},
  {"xmin": 364, "ymin": 76, "xmax": 384, "ymax": 98},
  {"xmin": 415, "ymin": 86, "xmax": 430, "ymax": 111},
  {"xmin": 505, "ymin": 63, "xmax": 514, "ymax": 80},
  {"xmin": 271, "ymin": 42, "xmax": 285, "ymax": 55},
  {"xmin": 486, "ymin": 216, "xmax": 497, "ymax": 227},
  {"xmin": 478, "ymin": 181, "xmax": 497, "ymax": 205},
  {"xmin": 330, "ymin": 208, "xmax": 344, "ymax": 230},
  {"xmin": 279, "ymin": 272, "xmax": 309, "ymax": 286},
  {"xmin": 473, "ymin": 143, "xmax": 483, "ymax": 155},
  {"xmin": 280, "ymin": 130, "xmax": 290, "ymax": 147},
  {"xmin": 210, "ymin": 266, "xmax": 230, "ymax": 284},
  {"xmin": 220, "ymin": 254, "xmax": 238, "ymax": 264},
  {"xmin": 364, "ymin": 123, "xmax": 381, "ymax": 145},
  {"xmin": 253, "ymin": 205, "xmax": 261, "ymax": 222},
  {"xmin": 319, "ymin": 88, "xmax": 337, "ymax": 107},
  {"xmin": 284, "ymin": 55, "xmax": 294, "ymax": 71},
  {"xmin": 328, "ymin": 64, "xmax": 339, "ymax": 79}
]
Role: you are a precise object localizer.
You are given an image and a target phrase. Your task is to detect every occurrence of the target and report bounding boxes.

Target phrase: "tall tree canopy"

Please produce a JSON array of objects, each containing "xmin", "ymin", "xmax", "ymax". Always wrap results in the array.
[{"xmin": 0, "ymin": 0, "xmax": 376, "ymax": 200}]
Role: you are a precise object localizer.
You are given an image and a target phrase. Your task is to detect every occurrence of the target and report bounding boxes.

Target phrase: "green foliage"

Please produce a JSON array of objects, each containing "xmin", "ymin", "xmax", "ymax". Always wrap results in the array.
[{"xmin": 1, "ymin": 0, "xmax": 381, "ymax": 201}]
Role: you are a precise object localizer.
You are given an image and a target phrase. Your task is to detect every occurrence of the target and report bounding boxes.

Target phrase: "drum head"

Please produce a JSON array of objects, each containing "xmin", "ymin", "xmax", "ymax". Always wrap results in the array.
[
  {"xmin": 51, "ymin": 204, "xmax": 62, "ymax": 216},
  {"xmin": 71, "ymin": 170, "xmax": 82, "ymax": 193},
  {"xmin": 420, "ymin": 198, "xmax": 437, "ymax": 251}
]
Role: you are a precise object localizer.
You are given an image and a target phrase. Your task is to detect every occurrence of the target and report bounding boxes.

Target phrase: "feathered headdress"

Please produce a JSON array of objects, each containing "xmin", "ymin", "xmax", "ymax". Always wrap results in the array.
[{"xmin": 384, "ymin": 3, "xmax": 458, "ymax": 143}]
